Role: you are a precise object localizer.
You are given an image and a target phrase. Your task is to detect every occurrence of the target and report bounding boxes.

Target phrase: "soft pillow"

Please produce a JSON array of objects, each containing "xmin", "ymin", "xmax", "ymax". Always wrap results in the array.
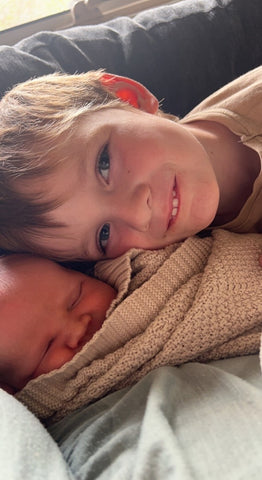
[{"xmin": 0, "ymin": 0, "xmax": 262, "ymax": 115}]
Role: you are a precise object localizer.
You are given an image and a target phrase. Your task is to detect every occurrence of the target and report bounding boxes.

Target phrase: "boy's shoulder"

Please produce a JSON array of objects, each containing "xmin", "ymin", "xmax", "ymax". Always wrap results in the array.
[{"xmin": 181, "ymin": 66, "xmax": 262, "ymax": 136}]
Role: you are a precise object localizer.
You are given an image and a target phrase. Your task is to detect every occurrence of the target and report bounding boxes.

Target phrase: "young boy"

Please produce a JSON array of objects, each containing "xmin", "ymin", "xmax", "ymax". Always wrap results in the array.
[
  {"xmin": 0, "ymin": 67, "xmax": 261, "ymax": 261},
  {"xmin": 0, "ymin": 228, "xmax": 261, "ymax": 423},
  {"xmin": 0, "ymin": 253, "xmax": 116, "ymax": 394}
]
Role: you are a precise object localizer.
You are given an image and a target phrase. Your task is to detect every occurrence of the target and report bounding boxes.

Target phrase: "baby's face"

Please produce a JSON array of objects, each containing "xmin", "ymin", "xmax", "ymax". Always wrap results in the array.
[
  {"xmin": 23, "ymin": 107, "xmax": 219, "ymax": 261},
  {"xmin": 0, "ymin": 255, "xmax": 116, "ymax": 391}
]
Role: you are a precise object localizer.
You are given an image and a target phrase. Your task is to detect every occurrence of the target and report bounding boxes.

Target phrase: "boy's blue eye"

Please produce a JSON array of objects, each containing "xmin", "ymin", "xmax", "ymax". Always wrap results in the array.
[
  {"xmin": 98, "ymin": 144, "xmax": 110, "ymax": 182},
  {"xmin": 99, "ymin": 223, "xmax": 110, "ymax": 254}
]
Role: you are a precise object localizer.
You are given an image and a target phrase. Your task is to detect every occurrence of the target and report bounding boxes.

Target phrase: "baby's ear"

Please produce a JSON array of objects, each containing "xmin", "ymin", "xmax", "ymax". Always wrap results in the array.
[{"xmin": 101, "ymin": 73, "xmax": 159, "ymax": 113}]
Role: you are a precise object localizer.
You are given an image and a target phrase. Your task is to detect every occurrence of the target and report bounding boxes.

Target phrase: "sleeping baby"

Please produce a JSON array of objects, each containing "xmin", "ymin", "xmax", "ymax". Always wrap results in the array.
[
  {"xmin": 0, "ymin": 229, "xmax": 262, "ymax": 424},
  {"xmin": 0, "ymin": 253, "xmax": 116, "ymax": 394}
]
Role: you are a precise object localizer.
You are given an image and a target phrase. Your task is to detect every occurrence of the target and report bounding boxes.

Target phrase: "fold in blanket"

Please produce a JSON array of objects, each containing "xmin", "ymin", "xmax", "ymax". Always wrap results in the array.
[{"xmin": 16, "ymin": 230, "xmax": 262, "ymax": 424}]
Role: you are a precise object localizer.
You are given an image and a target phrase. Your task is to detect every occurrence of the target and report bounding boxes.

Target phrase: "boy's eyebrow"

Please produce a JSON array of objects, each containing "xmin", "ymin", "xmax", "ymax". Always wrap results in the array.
[{"xmin": 76, "ymin": 124, "xmax": 102, "ymax": 185}]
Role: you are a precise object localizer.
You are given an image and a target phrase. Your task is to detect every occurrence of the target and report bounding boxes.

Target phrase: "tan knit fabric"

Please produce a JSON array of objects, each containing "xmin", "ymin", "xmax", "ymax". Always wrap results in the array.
[{"xmin": 16, "ymin": 230, "xmax": 262, "ymax": 424}]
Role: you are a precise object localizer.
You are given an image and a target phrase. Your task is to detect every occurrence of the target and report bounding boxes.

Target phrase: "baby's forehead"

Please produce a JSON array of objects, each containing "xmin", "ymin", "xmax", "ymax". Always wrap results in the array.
[
  {"xmin": 0, "ymin": 253, "xmax": 52, "ymax": 284},
  {"xmin": 0, "ymin": 255, "xmax": 30, "ymax": 290},
  {"xmin": 0, "ymin": 254, "xmax": 53, "ymax": 316},
  {"xmin": 0, "ymin": 257, "xmax": 27, "ymax": 311},
  {"xmin": 0, "ymin": 253, "xmax": 40, "ymax": 269}
]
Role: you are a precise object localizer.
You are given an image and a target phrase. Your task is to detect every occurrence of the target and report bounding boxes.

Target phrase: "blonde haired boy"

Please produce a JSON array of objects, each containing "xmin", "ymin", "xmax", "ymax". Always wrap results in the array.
[{"xmin": 0, "ymin": 67, "xmax": 261, "ymax": 261}]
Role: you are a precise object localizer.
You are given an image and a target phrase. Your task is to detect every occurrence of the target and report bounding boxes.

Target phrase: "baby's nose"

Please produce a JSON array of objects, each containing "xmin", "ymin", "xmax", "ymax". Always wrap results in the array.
[{"xmin": 65, "ymin": 314, "xmax": 91, "ymax": 350}]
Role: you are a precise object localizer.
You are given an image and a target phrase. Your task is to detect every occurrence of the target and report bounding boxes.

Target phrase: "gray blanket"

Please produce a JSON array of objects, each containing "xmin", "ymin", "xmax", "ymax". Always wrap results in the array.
[
  {"xmin": 49, "ymin": 355, "xmax": 262, "ymax": 480},
  {"xmin": 1, "ymin": 356, "xmax": 262, "ymax": 479}
]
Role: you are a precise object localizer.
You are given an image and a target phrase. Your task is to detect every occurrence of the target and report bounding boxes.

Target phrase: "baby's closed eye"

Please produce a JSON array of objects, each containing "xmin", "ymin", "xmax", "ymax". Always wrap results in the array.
[{"xmin": 69, "ymin": 281, "xmax": 83, "ymax": 310}]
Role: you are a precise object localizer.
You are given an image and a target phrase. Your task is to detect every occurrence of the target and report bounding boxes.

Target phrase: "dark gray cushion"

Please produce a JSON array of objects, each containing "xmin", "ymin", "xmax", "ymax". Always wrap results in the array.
[{"xmin": 0, "ymin": 0, "xmax": 262, "ymax": 116}]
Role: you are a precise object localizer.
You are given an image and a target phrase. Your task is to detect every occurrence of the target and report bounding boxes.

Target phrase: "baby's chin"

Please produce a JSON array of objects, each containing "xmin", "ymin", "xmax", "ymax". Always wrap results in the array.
[{"xmin": 0, "ymin": 382, "xmax": 17, "ymax": 395}]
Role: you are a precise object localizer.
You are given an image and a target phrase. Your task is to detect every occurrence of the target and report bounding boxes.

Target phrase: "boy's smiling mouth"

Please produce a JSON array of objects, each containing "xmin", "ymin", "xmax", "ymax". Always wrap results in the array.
[{"xmin": 167, "ymin": 178, "xmax": 179, "ymax": 230}]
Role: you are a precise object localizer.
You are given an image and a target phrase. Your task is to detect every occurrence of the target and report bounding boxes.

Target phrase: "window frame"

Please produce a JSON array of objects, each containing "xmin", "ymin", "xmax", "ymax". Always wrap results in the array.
[{"xmin": 0, "ymin": 0, "xmax": 177, "ymax": 46}]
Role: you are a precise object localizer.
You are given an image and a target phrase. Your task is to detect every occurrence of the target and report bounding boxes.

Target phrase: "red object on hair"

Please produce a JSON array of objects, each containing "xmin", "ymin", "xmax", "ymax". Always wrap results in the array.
[
  {"xmin": 101, "ymin": 73, "xmax": 140, "ymax": 108},
  {"xmin": 115, "ymin": 88, "xmax": 139, "ymax": 107}
]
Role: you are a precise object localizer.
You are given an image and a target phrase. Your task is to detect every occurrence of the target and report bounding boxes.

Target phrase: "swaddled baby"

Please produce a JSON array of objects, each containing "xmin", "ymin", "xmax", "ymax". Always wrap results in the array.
[{"xmin": 1, "ymin": 229, "xmax": 258, "ymax": 424}]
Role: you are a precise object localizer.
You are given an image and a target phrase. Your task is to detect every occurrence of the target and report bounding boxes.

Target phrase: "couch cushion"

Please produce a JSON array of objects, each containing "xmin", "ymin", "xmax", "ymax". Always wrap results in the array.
[{"xmin": 0, "ymin": 0, "xmax": 262, "ymax": 115}]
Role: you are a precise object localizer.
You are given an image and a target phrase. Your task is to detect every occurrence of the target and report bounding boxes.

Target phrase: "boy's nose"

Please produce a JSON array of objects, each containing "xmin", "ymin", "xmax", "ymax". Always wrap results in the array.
[
  {"xmin": 113, "ymin": 184, "xmax": 152, "ymax": 232},
  {"xmin": 65, "ymin": 314, "xmax": 91, "ymax": 350}
]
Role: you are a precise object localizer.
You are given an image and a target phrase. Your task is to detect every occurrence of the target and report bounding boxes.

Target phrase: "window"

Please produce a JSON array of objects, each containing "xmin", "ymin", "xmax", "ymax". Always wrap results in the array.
[
  {"xmin": 0, "ymin": 0, "xmax": 71, "ymax": 31},
  {"xmin": 0, "ymin": 0, "xmax": 175, "ymax": 46}
]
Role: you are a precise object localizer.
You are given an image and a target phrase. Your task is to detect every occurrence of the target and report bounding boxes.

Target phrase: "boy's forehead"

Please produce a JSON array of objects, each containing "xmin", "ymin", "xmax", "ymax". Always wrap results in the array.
[
  {"xmin": 76, "ymin": 105, "xmax": 135, "ymax": 136},
  {"xmin": 75, "ymin": 111, "xmax": 112, "ymax": 149}
]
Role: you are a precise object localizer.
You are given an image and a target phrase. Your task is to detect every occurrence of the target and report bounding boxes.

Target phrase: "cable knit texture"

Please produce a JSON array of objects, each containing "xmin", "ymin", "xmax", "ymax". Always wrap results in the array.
[{"xmin": 16, "ymin": 230, "xmax": 262, "ymax": 424}]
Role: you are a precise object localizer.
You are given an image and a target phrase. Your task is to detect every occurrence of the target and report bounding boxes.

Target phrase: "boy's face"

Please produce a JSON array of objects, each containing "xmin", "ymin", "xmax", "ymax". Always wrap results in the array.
[
  {"xmin": 0, "ymin": 255, "xmax": 116, "ymax": 391},
  {"xmin": 27, "ymin": 107, "xmax": 219, "ymax": 260}
]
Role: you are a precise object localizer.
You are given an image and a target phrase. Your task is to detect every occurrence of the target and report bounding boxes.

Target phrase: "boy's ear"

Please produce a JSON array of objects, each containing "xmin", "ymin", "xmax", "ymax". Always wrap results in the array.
[{"xmin": 101, "ymin": 73, "xmax": 159, "ymax": 114}]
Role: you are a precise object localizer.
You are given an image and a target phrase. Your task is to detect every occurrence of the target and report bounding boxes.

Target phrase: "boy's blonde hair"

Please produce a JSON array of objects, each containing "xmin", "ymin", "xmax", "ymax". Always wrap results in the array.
[{"xmin": 0, "ymin": 70, "xmax": 127, "ymax": 257}]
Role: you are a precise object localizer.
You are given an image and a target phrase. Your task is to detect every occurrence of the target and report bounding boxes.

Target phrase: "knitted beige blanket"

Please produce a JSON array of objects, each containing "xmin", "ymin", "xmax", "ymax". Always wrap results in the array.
[{"xmin": 16, "ymin": 230, "xmax": 262, "ymax": 424}]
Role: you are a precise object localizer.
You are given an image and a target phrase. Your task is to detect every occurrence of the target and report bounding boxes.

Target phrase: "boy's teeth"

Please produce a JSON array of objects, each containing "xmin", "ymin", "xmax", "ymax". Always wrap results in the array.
[
  {"xmin": 172, "ymin": 197, "xmax": 178, "ymax": 208},
  {"xmin": 171, "ymin": 189, "xmax": 179, "ymax": 219},
  {"xmin": 168, "ymin": 180, "xmax": 179, "ymax": 226}
]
